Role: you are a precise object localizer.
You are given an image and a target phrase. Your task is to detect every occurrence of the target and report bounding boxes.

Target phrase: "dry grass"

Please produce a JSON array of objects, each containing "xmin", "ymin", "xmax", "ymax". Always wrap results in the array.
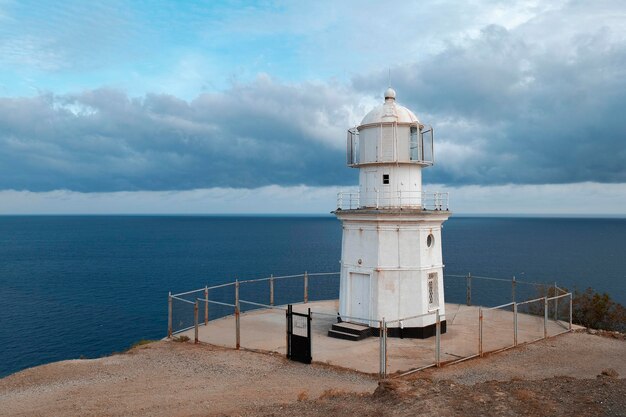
[
  {"xmin": 172, "ymin": 335, "xmax": 190, "ymax": 343},
  {"xmin": 318, "ymin": 388, "xmax": 349, "ymax": 400}
]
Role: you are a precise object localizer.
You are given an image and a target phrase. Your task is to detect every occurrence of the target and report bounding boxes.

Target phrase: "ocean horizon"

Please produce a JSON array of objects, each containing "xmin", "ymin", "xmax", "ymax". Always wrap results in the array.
[{"xmin": 1, "ymin": 215, "xmax": 624, "ymax": 377}]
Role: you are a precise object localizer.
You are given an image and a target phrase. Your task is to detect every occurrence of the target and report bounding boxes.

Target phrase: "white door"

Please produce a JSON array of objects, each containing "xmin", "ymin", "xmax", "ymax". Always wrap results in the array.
[
  {"xmin": 349, "ymin": 272, "xmax": 370, "ymax": 323},
  {"xmin": 364, "ymin": 170, "xmax": 377, "ymax": 207}
]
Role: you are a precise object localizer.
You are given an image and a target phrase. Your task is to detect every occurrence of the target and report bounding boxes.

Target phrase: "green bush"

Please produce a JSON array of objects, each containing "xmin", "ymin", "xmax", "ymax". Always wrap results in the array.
[
  {"xmin": 572, "ymin": 287, "xmax": 626, "ymax": 332},
  {"xmin": 529, "ymin": 285, "xmax": 625, "ymax": 332}
]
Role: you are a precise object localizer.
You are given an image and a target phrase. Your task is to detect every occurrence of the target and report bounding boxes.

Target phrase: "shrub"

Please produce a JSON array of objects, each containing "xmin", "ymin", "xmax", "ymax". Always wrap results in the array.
[
  {"xmin": 129, "ymin": 339, "xmax": 156, "ymax": 349},
  {"xmin": 529, "ymin": 285, "xmax": 625, "ymax": 332},
  {"xmin": 571, "ymin": 287, "xmax": 626, "ymax": 332},
  {"xmin": 172, "ymin": 335, "xmax": 190, "ymax": 343}
]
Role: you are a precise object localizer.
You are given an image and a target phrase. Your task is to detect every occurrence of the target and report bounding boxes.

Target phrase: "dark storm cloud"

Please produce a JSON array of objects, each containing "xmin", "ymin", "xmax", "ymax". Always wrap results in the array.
[
  {"xmin": 0, "ymin": 78, "xmax": 358, "ymax": 192},
  {"xmin": 354, "ymin": 23, "xmax": 626, "ymax": 186}
]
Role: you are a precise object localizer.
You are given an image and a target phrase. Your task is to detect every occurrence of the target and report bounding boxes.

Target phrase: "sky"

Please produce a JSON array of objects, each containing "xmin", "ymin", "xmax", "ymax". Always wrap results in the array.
[{"xmin": 0, "ymin": 0, "xmax": 625, "ymax": 215}]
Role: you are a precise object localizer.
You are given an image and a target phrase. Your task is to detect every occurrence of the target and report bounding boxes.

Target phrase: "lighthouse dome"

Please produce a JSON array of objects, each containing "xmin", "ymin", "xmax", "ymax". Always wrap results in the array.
[{"xmin": 360, "ymin": 89, "xmax": 420, "ymax": 126}]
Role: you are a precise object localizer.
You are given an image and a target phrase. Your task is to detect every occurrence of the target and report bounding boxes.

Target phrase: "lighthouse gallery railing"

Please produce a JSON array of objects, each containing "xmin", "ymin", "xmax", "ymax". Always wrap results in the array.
[{"xmin": 336, "ymin": 190, "xmax": 449, "ymax": 211}]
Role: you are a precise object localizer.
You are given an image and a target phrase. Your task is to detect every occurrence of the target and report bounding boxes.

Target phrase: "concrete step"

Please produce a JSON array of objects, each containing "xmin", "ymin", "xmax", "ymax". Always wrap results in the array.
[
  {"xmin": 327, "ymin": 329, "xmax": 363, "ymax": 341},
  {"xmin": 331, "ymin": 322, "xmax": 372, "ymax": 338},
  {"xmin": 328, "ymin": 322, "xmax": 373, "ymax": 341}
]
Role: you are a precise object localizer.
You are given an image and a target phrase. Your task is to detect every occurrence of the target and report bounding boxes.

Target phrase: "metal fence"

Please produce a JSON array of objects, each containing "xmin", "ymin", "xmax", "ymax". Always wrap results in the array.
[
  {"xmin": 168, "ymin": 272, "xmax": 573, "ymax": 379},
  {"xmin": 168, "ymin": 272, "xmax": 340, "ymax": 345},
  {"xmin": 336, "ymin": 190, "xmax": 449, "ymax": 211}
]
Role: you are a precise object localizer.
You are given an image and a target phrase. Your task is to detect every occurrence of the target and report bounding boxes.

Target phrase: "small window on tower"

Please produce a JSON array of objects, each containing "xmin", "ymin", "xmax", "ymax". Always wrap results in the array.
[
  {"xmin": 382, "ymin": 174, "xmax": 390, "ymax": 184},
  {"xmin": 428, "ymin": 272, "xmax": 439, "ymax": 310}
]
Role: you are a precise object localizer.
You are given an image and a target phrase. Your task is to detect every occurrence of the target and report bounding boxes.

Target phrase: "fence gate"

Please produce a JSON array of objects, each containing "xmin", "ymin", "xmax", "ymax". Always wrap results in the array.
[{"xmin": 286, "ymin": 305, "xmax": 312, "ymax": 364}]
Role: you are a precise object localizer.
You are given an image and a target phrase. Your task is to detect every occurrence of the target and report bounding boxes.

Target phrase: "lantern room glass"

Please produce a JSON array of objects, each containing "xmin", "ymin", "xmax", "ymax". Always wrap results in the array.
[{"xmin": 410, "ymin": 126, "xmax": 419, "ymax": 161}]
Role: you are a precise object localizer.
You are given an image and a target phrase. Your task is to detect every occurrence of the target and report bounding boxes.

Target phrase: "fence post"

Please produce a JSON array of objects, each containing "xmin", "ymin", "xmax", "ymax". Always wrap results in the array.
[
  {"xmin": 435, "ymin": 310, "xmax": 441, "ymax": 367},
  {"xmin": 194, "ymin": 300, "xmax": 199, "ymax": 344},
  {"xmin": 466, "ymin": 273, "xmax": 472, "ymax": 306},
  {"xmin": 270, "ymin": 274, "xmax": 274, "ymax": 306},
  {"xmin": 513, "ymin": 302, "xmax": 518, "ymax": 347},
  {"xmin": 554, "ymin": 281, "xmax": 558, "ymax": 321},
  {"xmin": 379, "ymin": 318, "xmax": 387, "ymax": 379},
  {"xmin": 478, "ymin": 307, "xmax": 483, "ymax": 357},
  {"xmin": 569, "ymin": 293, "xmax": 573, "ymax": 331},
  {"xmin": 378, "ymin": 321, "xmax": 382, "ymax": 377},
  {"xmin": 308, "ymin": 308, "xmax": 312, "ymax": 361},
  {"xmin": 235, "ymin": 280, "xmax": 240, "ymax": 350},
  {"xmin": 383, "ymin": 317, "xmax": 387, "ymax": 378},
  {"xmin": 512, "ymin": 276, "xmax": 516, "ymax": 303},
  {"xmin": 543, "ymin": 296, "xmax": 548, "ymax": 339},
  {"xmin": 304, "ymin": 271, "xmax": 309, "ymax": 304},
  {"xmin": 286, "ymin": 305, "xmax": 291, "ymax": 359},
  {"xmin": 167, "ymin": 292, "xmax": 173, "ymax": 338},
  {"xmin": 204, "ymin": 286, "xmax": 209, "ymax": 326}
]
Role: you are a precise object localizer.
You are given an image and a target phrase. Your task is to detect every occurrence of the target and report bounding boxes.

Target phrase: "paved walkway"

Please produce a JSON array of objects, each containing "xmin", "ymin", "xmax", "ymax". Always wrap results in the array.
[{"xmin": 179, "ymin": 300, "xmax": 574, "ymax": 375}]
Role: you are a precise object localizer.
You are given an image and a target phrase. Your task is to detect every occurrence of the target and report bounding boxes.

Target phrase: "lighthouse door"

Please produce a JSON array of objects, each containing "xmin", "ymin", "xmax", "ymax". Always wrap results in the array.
[
  {"xmin": 364, "ymin": 170, "xmax": 378, "ymax": 207},
  {"xmin": 349, "ymin": 272, "xmax": 370, "ymax": 324}
]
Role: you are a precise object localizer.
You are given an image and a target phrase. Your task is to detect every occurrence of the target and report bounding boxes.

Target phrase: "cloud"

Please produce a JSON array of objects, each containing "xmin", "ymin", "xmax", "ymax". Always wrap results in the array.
[
  {"xmin": 0, "ymin": 0, "xmax": 573, "ymax": 98},
  {"xmin": 0, "ymin": 0, "xmax": 624, "ymax": 193},
  {"xmin": 434, "ymin": 182, "xmax": 626, "ymax": 215},
  {"xmin": 0, "ymin": 77, "xmax": 364, "ymax": 192},
  {"xmin": 1, "ymin": 182, "xmax": 624, "ymax": 215},
  {"xmin": 0, "ymin": 186, "xmax": 343, "ymax": 215},
  {"xmin": 353, "ymin": 6, "xmax": 626, "ymax": 186},
  {"xmin": 0, "ymin": 1, "xmax": 138, "ymax": 73}
]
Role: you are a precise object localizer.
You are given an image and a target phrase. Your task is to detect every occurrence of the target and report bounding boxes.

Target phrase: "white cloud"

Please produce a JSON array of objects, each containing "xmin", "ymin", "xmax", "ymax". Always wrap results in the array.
[
  {"xmin": 0, "ymin": 186, "xmax": 341, "ymax": 215},
  {"xmin": 0, "ymin": 36, "xmax": 66, "ymax": 71},
  {"xmin": 438, "ymin": 182, "xmax": 626, "ymax": 215},
  {"xmin": 1, "ymin": 182, "xmax": 624, "ymax": 216}
]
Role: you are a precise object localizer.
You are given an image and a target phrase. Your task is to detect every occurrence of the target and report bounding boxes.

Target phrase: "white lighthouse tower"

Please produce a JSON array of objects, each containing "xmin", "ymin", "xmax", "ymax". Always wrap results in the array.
[{"xmin": 332, "ymin": 88, "xmax": 450, "ymax": 339}]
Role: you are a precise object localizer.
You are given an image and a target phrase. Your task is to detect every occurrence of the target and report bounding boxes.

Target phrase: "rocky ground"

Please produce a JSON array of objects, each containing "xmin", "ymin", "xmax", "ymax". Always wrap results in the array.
[
  {"xmin": 252, "ymin": 375, "xmax": 625, "ymax": 417},
  {"xmin": 1, "ymin": 331, "xmax": 624, "ymax": 417}
]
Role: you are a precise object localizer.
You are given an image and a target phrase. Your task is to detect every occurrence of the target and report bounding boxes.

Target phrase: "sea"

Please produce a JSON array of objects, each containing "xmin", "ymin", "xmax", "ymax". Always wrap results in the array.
[{"xmin": 1, "ymin": 215, "xmax": 624, "ymax": 377}]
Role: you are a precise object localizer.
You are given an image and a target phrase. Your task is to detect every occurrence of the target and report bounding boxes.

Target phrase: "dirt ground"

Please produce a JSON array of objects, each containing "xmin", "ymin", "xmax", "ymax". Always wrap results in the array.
[{"xmin": 1, "ymin": 331, "xmax": 624, "ymax": 417}]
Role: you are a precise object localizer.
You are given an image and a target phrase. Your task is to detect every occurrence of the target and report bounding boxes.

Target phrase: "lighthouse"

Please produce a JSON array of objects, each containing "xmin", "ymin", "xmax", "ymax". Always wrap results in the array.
[{"xmin": 332, "ymin": 87, "xmax": 450, "ymax": 339}]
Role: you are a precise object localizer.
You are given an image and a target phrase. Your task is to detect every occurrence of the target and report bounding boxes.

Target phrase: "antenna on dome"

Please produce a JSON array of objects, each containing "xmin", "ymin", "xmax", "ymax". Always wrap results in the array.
[{"xmin": 388, "ymin": 68, "xmax": 391, "ymax": 88}]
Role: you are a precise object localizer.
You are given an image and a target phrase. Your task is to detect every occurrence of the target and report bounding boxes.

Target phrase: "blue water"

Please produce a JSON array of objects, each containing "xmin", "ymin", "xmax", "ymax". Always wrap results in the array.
[{"xmin": 0, "ymin": 215, "xmax": 624, "ymax": 377}]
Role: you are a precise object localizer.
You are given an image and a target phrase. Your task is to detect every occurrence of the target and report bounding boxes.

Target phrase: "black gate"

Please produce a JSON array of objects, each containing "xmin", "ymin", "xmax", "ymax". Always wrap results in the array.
[{"xmin": 286, "ymin": 305, "xmax": 312, "ymax": 364}]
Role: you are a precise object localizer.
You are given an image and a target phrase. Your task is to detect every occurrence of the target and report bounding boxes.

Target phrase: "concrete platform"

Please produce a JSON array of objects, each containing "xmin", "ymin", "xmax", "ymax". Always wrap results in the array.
[{"xmin": 179, "ymin": 300, "xmax": 574, "ymax": 375}]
